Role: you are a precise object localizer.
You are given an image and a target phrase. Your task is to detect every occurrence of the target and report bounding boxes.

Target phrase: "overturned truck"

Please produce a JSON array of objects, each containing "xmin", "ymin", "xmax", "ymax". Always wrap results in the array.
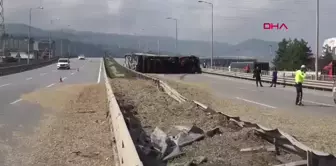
[{"xmin": 125, "ymin": 53, "xmax": 202, "ymax": 74}]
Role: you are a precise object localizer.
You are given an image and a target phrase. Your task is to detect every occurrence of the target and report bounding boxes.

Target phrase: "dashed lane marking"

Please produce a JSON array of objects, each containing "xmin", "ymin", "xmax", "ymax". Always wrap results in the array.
[
  {"xmin": 26, "ymin": 77, "xmax": 33, "ymax": 80},
  {"xmin": 10, "ymin": 99, "xmax": 22, "ymax": 105},
  {"xmin": 236, "ymin": 97, "xmax": 277, "ymax": 109},
  {"xmin": 46, "ymin": 83, "xmax": 55, "ymax": 88},
  {"xmin": 97, "ymin": 58, "xmax": 102, "ymax": 83},
  {"xmin": 0, "ymin": 83, "xmax": 10, "ymax": 88}
]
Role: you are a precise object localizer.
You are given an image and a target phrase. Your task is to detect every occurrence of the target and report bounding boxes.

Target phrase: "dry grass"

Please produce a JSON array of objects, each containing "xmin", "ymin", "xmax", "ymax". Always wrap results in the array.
[
  {"xmin": 161, "ymin": 78, "xmax": 336, "ymax": 155},
  {"xmin": 109, "ymin": 78, "xmax": 290, "ymax": 166},
  {"xmin": 5, "ymin": 84, "xmax": 114, "ymax": 166}
]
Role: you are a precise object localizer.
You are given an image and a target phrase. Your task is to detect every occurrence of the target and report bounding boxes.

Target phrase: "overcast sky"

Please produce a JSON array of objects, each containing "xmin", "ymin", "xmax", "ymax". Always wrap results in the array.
[{"xmin": 5, "ymin": 0, "xmax": 336, "ymax": 49}]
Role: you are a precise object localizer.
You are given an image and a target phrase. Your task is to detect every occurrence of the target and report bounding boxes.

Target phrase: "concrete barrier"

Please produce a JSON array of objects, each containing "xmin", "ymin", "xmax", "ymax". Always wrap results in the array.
[
  {"xmin": 0, "ymin": 58, "xmax": 59, "ymax": 76},
  {"xmin": 103, "ymin": 58, "xmax": 143, "ymax": 166}
]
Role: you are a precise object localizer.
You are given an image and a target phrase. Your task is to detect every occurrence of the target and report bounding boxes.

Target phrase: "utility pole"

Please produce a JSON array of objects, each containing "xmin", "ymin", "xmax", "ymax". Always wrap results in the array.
[
  {"xmin": 0, "ymin": 0, "xmax": 6, "ymax": 58},
  {"xmin": 315, "ymin": 0, "xmax": 320, "ymax": 80}
]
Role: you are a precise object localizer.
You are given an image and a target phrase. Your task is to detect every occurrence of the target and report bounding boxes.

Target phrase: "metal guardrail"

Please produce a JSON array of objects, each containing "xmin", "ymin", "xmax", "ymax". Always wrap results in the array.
[
  {"xmin": 117, "ymin": 58, "xmax": 336, "ymax": 166},
  {"xmin": 209, "ymin": 66, "xmax": 336, "ymax": 82},
  {"xmin": 203, "ymin": 68, "xmax": 335, "ymax": 91},
  {"xmin": 0, "ymin": 58, "xmax": 59, "ymax": 76}
]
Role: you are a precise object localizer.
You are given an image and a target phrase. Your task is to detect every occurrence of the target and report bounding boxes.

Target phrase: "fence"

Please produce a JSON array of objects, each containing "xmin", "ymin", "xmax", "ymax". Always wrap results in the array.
[
  {"xmin": 202, "ymin": 68, "xmax": 335, "ymax": 91},
  {"xmin": 209, "ymin": 66, "xmax": 336, "ymax": 81}
]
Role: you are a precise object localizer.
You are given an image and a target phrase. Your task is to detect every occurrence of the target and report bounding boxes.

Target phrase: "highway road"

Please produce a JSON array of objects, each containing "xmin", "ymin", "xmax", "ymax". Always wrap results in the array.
[
  {"xmin": 156, "ymin": 73, "xmax": 336, "ymax": 115},
  {"xmin": 114, "ymin": 58, "xmax": 336, "ymax": 116},
  {"xmin": 0, "ymin": 58, "xmax": 103, "ymax": 163}
]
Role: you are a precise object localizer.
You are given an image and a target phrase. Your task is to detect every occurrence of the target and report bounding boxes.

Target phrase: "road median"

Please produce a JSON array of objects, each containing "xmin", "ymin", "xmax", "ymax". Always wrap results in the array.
[
  {"xmin": 0, "ymin": 58, "xmax": 59, "ymax": 76},
  {"xmin": 104, "ymin": 57, "xmax": 336, "ymax": 165}
]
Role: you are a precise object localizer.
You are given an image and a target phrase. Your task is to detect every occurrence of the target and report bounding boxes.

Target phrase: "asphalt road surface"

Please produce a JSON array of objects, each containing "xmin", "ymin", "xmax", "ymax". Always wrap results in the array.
[
  {"xmin": 114, "ymin": 58, "xmax": 335, "ymax": 116},
  {"xmin": 156, "ymin": 73, "xmax": 336, "ymax": 115},
  {"xmin": 0, "ymin": 58, "xmax": 103, "ymax": 163}
]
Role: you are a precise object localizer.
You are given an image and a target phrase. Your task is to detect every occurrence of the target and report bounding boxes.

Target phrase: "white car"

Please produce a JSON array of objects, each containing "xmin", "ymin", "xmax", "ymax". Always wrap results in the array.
[
  {"xmin": 57, "ymin": 58, "xmax": 70, "ymax": 70},
  {"xmin": 78, "ymin": 55, "xmax": 85, "ymax": 60}
]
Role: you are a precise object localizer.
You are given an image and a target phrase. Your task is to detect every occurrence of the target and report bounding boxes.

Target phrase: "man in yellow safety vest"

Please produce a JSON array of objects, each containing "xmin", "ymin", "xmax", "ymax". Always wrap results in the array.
[{"xmin": 295, "ymin": 65, "xmax": 306, "ymax": 106}]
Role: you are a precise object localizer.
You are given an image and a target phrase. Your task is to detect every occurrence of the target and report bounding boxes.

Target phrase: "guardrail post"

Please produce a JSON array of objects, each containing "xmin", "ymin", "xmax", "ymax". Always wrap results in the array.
[
  {"xmin": 306, "ymin": 151, "xmax": 313, "ymax": 166},
  {"xmin": 283, "ymin": 73, "xmax": 286, "ymax": 88}
]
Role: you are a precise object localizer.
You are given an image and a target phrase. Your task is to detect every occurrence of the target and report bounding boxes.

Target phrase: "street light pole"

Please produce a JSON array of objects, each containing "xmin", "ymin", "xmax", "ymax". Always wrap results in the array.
[
  {"xmin": 49, "ymin": 20, "xmax": 52, "ymax": 59},
  {"xmin": 315, "ymin": 0, "xmax": 320, "ymax": 80},
  {"xmin": 49, "ymin": 18, "xmax": 60, "ymax": 59},
  {"xmin": 157, "ymin": 39, "xmax": 160, "ymax": 55},
  {"xmin": 60, "ymin": 29, "xmax": 63, "ymax": 57},
  {"xmin": 28, "ymin": 7, "xmax": 43, "ymax": 64},
  {"xmin": 166, "ymin": 17, "xmax": 178, "ymax": 56},
  {"xmin": 198, "ymin": 0, "xmax": 214, "ymax": 68}
]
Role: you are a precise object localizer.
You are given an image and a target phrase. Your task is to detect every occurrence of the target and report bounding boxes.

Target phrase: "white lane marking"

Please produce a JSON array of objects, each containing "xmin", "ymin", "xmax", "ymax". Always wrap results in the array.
[
  {"xmin": 26, "ymin": 77, "xmax": 33, "ymax": 80},
  {"xmin": 236, "ymin": 97, "xmax": 277, "ymax": 109},
  {"xmin": 63, "ymin": 77, "xmax": 67, "ymax": 80},
  {"xmin": 10, "ymin": 99, "xmax": 22, "ymax": 105},
  {"xmin": 46, "ymin": 83, "xmax": 55, "ymax": 88},
  {"xmin": 71, "ymin": 72, "xmax": 75, "ymax": 75},
  {"xmin": 97, "ymin": 58, "xmax": 102, "ymax": 83},
  {"xmin": 0, "ymin": 83, "xmax": 10, "ymax": 88},
  {"xmin": 303, "ymin": 100, "xmax": 334, "ymax": 107},
  {"xmin": 40, "ymin": 73, "xmax": 47, "ymax": 76}
]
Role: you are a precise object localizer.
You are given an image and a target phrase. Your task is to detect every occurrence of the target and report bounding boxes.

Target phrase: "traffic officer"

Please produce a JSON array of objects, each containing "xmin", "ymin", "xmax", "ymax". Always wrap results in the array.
[{"xmin": 295, "ymin": 65, "xmax": 306, "ymax": 106}]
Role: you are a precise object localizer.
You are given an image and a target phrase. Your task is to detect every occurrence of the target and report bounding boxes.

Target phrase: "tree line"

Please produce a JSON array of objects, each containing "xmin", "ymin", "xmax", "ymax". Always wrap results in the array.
[{"xmin": 272, "ymin": 38, "xmax": 334, "ymax": 71}]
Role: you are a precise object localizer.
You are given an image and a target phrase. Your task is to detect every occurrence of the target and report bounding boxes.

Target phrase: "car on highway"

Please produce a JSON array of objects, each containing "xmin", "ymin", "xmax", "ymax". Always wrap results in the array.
[
  {"xmin": 57, "ymin": 58, "xmax": 71, "ymax": 70},
  {"xmin": 78, "ymin": 55, "xmax": 85, "ymax": 60}
]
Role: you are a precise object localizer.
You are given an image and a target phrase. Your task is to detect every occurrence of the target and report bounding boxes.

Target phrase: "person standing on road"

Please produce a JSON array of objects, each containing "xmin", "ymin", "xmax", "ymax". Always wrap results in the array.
[
  {"xmin": 270, "ymin": 67, "xmax": 278, "ymax": 87},
  {"xmin": 253, "ymin": 66, "xmax": 263, "ymax": 87},
  {"xmin": 295, "ymin": 65, "xmax": 306, "ymax": 106}
]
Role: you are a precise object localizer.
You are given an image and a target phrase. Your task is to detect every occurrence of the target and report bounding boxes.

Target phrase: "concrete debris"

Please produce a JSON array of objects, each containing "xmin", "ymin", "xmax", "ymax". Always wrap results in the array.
[
  {"xmin": 150, "ymin": 127, "xmax": 169, "ymax": 158},
  {"xmin": 148, "ymin": 125, "xmax": 210, "ymax": 161},
  {"xmin": 205, "ymin": 127, "xmax": 222, "ymax": 137}
]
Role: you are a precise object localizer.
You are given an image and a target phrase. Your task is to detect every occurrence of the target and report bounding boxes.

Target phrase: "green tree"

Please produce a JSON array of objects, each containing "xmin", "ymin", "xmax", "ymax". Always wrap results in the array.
[{"xmin": 273, "ymin": 38, "xmax": 312, "ymax": 70}]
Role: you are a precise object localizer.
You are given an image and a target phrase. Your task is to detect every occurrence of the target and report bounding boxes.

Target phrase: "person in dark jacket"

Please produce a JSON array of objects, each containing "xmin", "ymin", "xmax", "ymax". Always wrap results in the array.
[
  {"xmin": 270, "ymin": 67, "xmax": 278, "ymax": 87},
  {"xmin": 253, "ymin": 66, "xmax": 263, "ymax": 87}
]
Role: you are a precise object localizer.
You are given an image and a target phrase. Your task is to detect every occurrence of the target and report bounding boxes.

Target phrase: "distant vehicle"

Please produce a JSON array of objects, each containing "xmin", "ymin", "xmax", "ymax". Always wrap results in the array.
[
  {"xmin": 78, "ymin": 55, "xmax": 85, "ymax": 60},
  {"xmin": 57, "ymin": 58, "xmax": 70, "ymax": 70}
]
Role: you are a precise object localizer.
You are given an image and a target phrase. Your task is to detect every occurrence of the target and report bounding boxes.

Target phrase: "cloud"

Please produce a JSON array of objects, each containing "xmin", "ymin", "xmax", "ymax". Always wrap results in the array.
[{"xmin": 5, "ymin": 0, "xmax": 336, "ymax": 49}]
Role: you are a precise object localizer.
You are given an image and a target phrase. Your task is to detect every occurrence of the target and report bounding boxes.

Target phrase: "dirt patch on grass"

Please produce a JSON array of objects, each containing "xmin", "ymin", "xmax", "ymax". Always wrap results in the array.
[
  {"xmin": 160, "ymin": 77, "xmax": 336, "ymax": 155},
  {"xmin": 6, "ymin": 84, "xmax": 114, "ymax": 166},
  {"xmin": 109, "ymin": 78, "xmax": 298, "ymax": 166}
]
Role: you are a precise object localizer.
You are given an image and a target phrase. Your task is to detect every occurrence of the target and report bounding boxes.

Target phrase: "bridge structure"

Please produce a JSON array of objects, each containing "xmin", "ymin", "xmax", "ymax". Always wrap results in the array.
[{"xmin": 0, "ymin": 56, "xmax": 336, "ymax": 165}]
